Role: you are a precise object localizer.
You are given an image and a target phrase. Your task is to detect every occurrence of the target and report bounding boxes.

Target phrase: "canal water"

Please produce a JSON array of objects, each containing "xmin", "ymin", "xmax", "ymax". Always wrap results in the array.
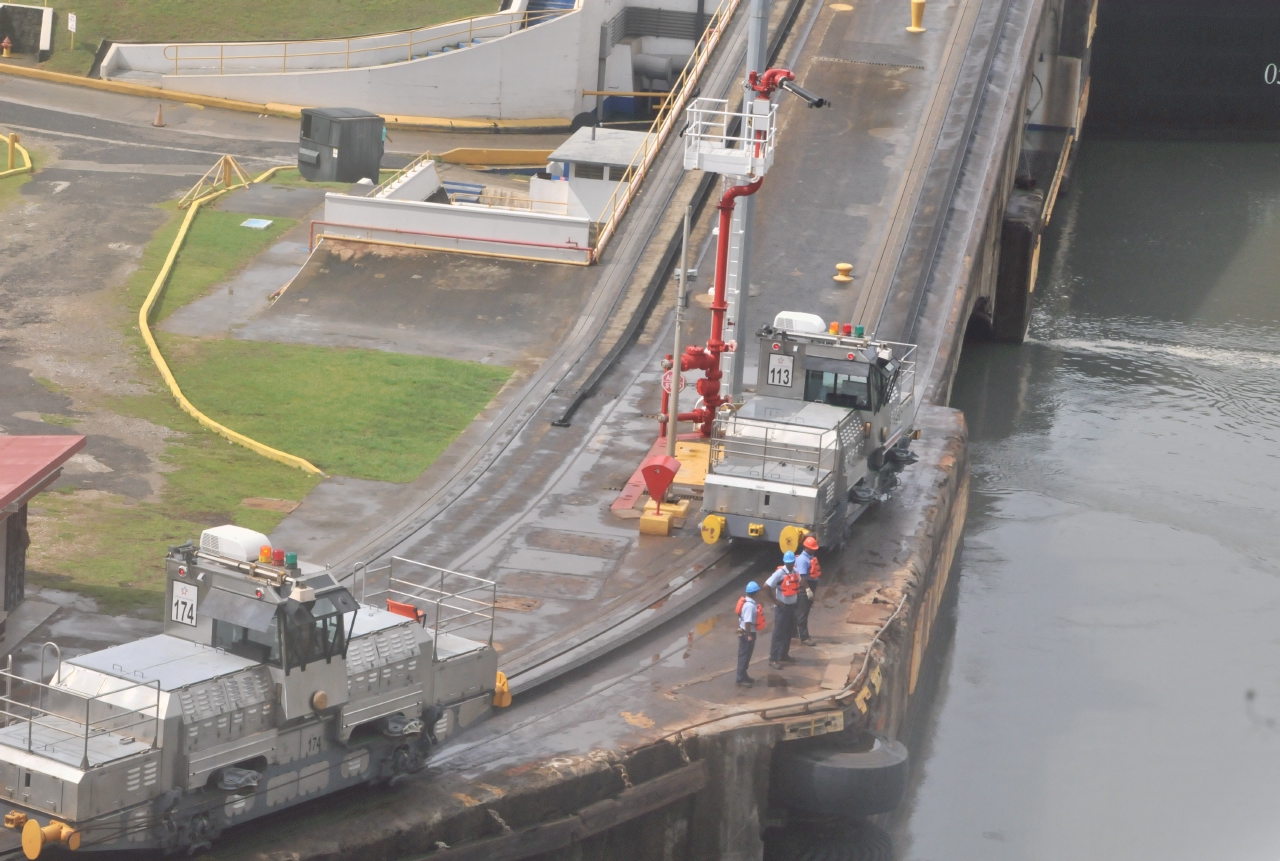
[{"xmin": 896, "ymin": 139, "xmax": 1280, "ymax": 860}]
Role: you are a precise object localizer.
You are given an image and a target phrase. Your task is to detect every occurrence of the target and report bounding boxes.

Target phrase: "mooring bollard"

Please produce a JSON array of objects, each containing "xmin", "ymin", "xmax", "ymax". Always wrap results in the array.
[
  {"xmin": 833, "ymin": 262, "xmax": 854, "ymax": 284},
  {"xmin": 907, "ymin": 0, "xmax": 926, "ymax": 33}
]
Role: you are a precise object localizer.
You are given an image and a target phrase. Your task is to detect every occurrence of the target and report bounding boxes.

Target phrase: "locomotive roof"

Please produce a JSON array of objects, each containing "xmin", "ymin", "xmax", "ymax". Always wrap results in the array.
[{"xmin": 67, "ymin": 634, "xmax": 260, "ymax": 691}]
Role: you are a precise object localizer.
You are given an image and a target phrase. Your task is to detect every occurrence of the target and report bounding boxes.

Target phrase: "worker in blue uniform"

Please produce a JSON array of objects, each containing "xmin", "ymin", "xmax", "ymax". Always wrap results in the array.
[
  {"xmin": 794, "ymin": 535, "xmax": 822, "ymax": 646},
  {"xmin": 736, "ymin": 582, "xmax": 763, "ymax": 686},
  {"xmin": 765, "ymin": 551, "xmax": 801, "ymax": 668}
]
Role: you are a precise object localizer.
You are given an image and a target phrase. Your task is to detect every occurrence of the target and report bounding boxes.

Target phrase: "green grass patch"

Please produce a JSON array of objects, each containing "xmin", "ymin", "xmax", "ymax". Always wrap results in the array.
[
  {"xmin": 39, "ymin": 413, "xmax": 80, "ymax": 427},
  {"xmin": 140, "ymin": 207, "xmax": 295, "ymax": 323},
  {"xmin": 43, "ymin": 0, "xmax": 499, "ymax": 76},
  {"xmin": 261, "ymin": 168, "xmax": 396, "ymax": 191},
  {"xmin": 30, "ymin": 185, "xmax": 511, "ymax": 612},
  {"xmin": 159, "ymin": 336, "xmax": 511, "ymax": 483}
]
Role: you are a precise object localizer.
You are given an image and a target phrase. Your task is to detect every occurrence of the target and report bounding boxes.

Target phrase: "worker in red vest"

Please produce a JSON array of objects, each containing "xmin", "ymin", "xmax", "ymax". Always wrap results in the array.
[
  {"xmin": 765, "ymin": 552, "xmax": 801, "ymax": 669},
  {"xmin": 794, "ymin": 535, "xmax": 822, "ymax": 646},
  {"xmin": 735, "ymin": 582, "xmax": 765, "ymax": 687}
]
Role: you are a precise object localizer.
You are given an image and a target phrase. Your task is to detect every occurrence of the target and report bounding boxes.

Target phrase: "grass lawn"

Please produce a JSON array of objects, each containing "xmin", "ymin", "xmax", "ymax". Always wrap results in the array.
[
  {"xmin": 145, "ymin": 207, "xmax": 295, "ymax": 323},
  {"xmin": 43, "ymin": 0, "xmax": 499, "ymax": 76},
  {"xmin": 160, "ymin": 337, "xmax": 510, "ymax": 483},
  {"xmin": 27, "ymin": 185, "xmax": 511, "ymax": 614}
]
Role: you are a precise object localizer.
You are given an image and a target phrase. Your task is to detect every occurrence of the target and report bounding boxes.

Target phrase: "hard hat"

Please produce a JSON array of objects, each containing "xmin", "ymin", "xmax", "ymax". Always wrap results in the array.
[
  {"xmin": 783, "ymin": 551, "xmax": 796, "ymax": 564},
  {"xmin": 745, "ymin": 581, "xmax": 761, "ymax": 594},
  {"xmin": 803, "ymin": 536, "xmax": 819, "ymax": 551}
]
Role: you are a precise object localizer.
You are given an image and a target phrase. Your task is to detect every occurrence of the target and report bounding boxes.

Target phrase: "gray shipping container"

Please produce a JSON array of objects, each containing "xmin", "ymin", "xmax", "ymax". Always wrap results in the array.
[{"xmin": 298, "ymin": 107, "xmax": 385, "ymax": 183}]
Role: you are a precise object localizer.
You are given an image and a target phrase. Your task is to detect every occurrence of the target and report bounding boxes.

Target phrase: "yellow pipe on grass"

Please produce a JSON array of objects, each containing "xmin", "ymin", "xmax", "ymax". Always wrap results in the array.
[{"xmin": 138, "ymin": 181, "xmax": 324, "ymax": 476}]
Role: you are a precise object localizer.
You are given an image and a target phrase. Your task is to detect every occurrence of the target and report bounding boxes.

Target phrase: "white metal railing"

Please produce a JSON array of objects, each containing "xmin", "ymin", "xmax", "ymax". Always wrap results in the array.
[
  {"xmin": 710, "ymin": 415, "xmax": 839, "ymax": 487},
  {"xmin": 350, "ymin": 557, "xmax": 496, "ymax": 659},
  {"xmin": 682, "ymin": 97, "xmax": 778, "ymax": 178},
  {"xmin": 0, "ymin": 653, "xmax": 160, "ymax": 770},
  {"xmin": 591, "ymin": 0, "xmax": 743, "ymax": 259}
]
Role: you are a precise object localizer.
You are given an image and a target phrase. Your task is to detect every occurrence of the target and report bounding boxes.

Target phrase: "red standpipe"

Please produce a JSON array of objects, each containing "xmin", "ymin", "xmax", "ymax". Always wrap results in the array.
[{"xmin": 670, "ymin": 177, "xmax": 763, "ymax": 437}]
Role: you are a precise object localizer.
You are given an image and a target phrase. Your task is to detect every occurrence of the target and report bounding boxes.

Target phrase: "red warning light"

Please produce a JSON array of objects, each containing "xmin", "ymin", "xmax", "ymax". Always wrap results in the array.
[
  {"xmin": 772, "ymin": 343, "xmax": 781, "ymax": 351},
  {"xmin": 255, "ymin": 589, "xmax": 263, "ymax": 599},
  {"xmin": 178, "ymin": 566, "xmax": 187, "ymax": 577}
]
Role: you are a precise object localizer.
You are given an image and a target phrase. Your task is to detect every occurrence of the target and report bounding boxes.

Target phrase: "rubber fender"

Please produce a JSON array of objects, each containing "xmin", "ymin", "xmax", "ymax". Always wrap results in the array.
[{"xmin": 770, "ymin": 732, "xmax": 909, "ymax": 817}]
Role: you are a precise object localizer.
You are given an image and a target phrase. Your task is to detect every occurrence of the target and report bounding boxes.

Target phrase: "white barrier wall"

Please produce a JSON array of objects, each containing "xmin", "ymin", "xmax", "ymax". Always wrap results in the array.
[
  {"xmin": 322, "ymin": 193, "xmax": 594, "ymax": 263},
  {"xmin": 103, "ymin": 11, "xmax": 586, "ymax": 119},
  {"xmin": 96, "ymin": 0, "xmax": 714, "ymax": 120}
]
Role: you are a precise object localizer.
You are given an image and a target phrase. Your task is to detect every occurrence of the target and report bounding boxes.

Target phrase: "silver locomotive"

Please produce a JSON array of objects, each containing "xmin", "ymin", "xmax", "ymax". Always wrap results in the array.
[
  {"xmin": 0, "ymin": 525, "xmax": 497, "ymax": 857},
  {"xmin": 700, "ymin": 313, "xmax": 917, "ymax": 552}
]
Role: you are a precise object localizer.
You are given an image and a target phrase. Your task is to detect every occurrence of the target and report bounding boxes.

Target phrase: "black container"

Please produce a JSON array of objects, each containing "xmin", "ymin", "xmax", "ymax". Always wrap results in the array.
[{"xmin": 297, "ymin": 108, "xmax": 385, "ymax": 183}]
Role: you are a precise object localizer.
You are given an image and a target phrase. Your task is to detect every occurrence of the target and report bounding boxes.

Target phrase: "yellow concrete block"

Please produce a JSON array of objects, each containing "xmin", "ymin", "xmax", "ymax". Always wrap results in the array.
[
  {"xmin": 639, "ymin": 512, "xmax": 672, "ymax": 536},
  {"xmin": 643, "ymin": 497, "xmax": 691, "ymax": 518}
]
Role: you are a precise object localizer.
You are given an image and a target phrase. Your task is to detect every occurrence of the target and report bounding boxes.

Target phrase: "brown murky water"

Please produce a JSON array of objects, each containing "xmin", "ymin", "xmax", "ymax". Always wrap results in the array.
[{"xmin": 898, "ymin": 140, "xmax": 1280, "ymax": 859}]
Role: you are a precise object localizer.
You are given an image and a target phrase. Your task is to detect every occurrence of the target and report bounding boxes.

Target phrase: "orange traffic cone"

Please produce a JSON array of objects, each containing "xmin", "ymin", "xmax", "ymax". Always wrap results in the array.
[{"xmin": 153, "ymin": 104, "xmax": 165, "ymax": 127}]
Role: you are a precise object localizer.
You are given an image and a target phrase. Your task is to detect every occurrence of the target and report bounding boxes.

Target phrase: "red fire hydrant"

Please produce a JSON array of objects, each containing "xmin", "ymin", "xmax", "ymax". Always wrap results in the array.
[{"xmin": 2, "ymin": 37, "xmax": 12, "ymax": 59}]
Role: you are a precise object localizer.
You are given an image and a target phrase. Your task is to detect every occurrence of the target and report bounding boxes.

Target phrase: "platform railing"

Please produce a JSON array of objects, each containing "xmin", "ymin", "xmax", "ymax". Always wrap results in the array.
[
  {"xmin": 350, "ymin": 557, "xmax": 497, "ymax": 659},
  {"xmin": 709, "ymin": 416, "xmax": 838, "ymax": 487},
  {"xmin": 0, "ymin": 659, "xmax": 160, "ymax": 770}
]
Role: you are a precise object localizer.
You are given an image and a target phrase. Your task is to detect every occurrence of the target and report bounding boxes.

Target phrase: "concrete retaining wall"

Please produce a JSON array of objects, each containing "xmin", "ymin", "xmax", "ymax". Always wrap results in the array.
[
  {"xmin": 322, "ymin": 193, "xmax": 594, "ymax": 263},
  {"xmin": 97, "ymin": 0, "xmax": 721, "ymax": 120}
]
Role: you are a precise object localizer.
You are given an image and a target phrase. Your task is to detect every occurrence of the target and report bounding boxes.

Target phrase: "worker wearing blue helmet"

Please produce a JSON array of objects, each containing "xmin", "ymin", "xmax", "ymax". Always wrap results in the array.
[
  {"xmin": 735, "ymin": 581, "xmax": 764, "ymax": 687},
  {"xmin": 764, "ymin": 551, "xmax": 802, "ymax": 669}
]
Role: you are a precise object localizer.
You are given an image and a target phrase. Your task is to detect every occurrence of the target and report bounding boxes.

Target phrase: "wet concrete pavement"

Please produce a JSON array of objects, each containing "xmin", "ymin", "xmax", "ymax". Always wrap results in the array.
[{"xmin": 895, "ymin": 140, "xmax": 1280, "ymax": 860}]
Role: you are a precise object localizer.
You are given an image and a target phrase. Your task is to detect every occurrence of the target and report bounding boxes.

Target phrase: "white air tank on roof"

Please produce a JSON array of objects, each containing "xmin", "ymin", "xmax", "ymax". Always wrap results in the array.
[
  {"xmin": 200, "ymin": 525, "xmax": 271, "ymax": 562},
  {"xmin": 774, "ymin": 312, "xmax": 827, "ymax": 334}
]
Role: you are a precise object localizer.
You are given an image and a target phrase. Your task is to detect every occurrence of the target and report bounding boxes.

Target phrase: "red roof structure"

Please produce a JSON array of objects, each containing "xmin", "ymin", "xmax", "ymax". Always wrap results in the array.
[{"xmin": 0, "ymin": 435, "xmax": 87, "ymax": 511}]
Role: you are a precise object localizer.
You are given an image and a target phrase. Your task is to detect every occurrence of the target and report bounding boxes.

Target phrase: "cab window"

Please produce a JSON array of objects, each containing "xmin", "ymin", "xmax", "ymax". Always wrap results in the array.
[
  {"xmin": 213, "ymin": 616, "xmax": 282, "ymax": 667},
  {"xmin": 804, "ymin": 370, "xmax": 873, "ymax": 411},
  {"xmin": 282, "ymin": 597, "xmax": 347, "ymax": 672}
]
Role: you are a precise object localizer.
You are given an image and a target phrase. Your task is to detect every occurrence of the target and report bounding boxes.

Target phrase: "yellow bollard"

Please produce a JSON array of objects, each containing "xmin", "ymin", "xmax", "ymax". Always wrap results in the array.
[
  {"xmin": 907, "ymin": 0, "xmax": 926, "ymax": 33},
  {"xmin": 6, "ymin": 133, "xmax": 17, "ymax": 171},
  {"xmin": 493, "ymin": 671, "xmax": 512, "ymax": 708},
  {"xmin": 833, "ymin": 262, "xmax": 854, "ymax": 284}
]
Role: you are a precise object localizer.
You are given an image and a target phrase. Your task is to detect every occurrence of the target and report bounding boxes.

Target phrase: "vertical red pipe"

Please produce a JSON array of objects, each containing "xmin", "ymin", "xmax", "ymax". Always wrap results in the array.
[{"xmin": 676, "ymin": 178, "xmax": 763, "ymax": 436}]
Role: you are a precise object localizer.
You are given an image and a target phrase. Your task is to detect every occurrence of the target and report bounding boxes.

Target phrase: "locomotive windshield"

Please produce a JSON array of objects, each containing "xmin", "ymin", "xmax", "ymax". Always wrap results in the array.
[
  {"xmin": 282, "ymin": 595, "xmax": 348, "ymax": 672},
  {"xmin": 214, "ymin": 614, "xmax": 283, "ymax": 666},
  {"xmin": 804, "ymin": 370, "xmax": 873, "ymax": 410}
]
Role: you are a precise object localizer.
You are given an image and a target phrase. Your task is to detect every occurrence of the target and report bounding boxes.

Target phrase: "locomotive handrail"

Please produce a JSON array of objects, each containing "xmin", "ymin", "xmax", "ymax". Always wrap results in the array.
[
  {"xmin": 350, "ymin": 556, "xmax": 498, "ymax": 658},
  {"xmin": 0, "ymin": 667, "xmax": 161, "ymax": 768}
]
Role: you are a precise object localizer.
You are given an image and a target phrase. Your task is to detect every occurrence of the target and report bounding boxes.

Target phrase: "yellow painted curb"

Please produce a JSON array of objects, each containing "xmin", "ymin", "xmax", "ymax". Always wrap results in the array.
[
  {"xmin": 138, "ymin": 174, "xmax": 324, "ymax": 476},
  {"xmin": 437, "ymin": 147, "xmax": 553, "ymax": 166},
  {"xmin": 0, "ymin": 63, "xmax": 572, "ymax": 132},
  {"xmin": 0, "ymin": 141, "xmax": 31, "ymax": 179}
]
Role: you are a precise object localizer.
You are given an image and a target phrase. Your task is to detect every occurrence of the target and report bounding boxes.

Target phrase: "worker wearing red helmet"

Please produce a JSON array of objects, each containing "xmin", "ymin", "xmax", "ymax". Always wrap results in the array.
[{"xmin": 793, "ymin": 535, "xmax": 822, "ymax": 646}]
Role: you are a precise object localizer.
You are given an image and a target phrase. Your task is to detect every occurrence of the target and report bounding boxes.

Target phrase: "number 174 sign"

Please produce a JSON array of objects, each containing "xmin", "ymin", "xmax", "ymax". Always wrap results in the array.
[{"xmin": 171, "ymin": 582, "xmax": 198, "ymax": 627}]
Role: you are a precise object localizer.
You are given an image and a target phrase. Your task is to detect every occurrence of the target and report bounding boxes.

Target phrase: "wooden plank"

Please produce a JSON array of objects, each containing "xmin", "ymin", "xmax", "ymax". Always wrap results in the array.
[{"xmin": 577, "ymin": 761, "xmax": 707, "ymax": 836}]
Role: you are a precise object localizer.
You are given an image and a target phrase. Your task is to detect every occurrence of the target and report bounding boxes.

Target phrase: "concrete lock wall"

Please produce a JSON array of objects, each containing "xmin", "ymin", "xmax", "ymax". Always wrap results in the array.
[
  {"xmin": 0, "ymin": 3, "xmax": 54, "ymax": 60},
  {"xmin": 96, "ymin": 0, "xmax": 712, "ymax": 120},
  {"xmin": 322, "ymin": 193, "xmax": 594, "ymax": 263}
]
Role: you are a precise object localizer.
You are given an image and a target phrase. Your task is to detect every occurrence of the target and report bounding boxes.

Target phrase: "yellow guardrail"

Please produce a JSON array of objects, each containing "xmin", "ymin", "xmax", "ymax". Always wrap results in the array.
[
  {"xmin": 0, "ymin": 132, "xmax": 32, "ymax": 179},
  {"xmin": 592, "ymin": 0, "xmax": 743, "ymax": 259},
  {"xmin": 137, "ymin": 159, "xmax": 324, "ymax": 476}
]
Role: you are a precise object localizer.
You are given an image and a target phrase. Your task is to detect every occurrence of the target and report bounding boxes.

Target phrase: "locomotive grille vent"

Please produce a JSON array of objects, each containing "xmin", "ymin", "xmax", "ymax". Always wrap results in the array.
[{"xmin": 200, "ymin": 533, "xmax": 220, "ymax": 554}]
